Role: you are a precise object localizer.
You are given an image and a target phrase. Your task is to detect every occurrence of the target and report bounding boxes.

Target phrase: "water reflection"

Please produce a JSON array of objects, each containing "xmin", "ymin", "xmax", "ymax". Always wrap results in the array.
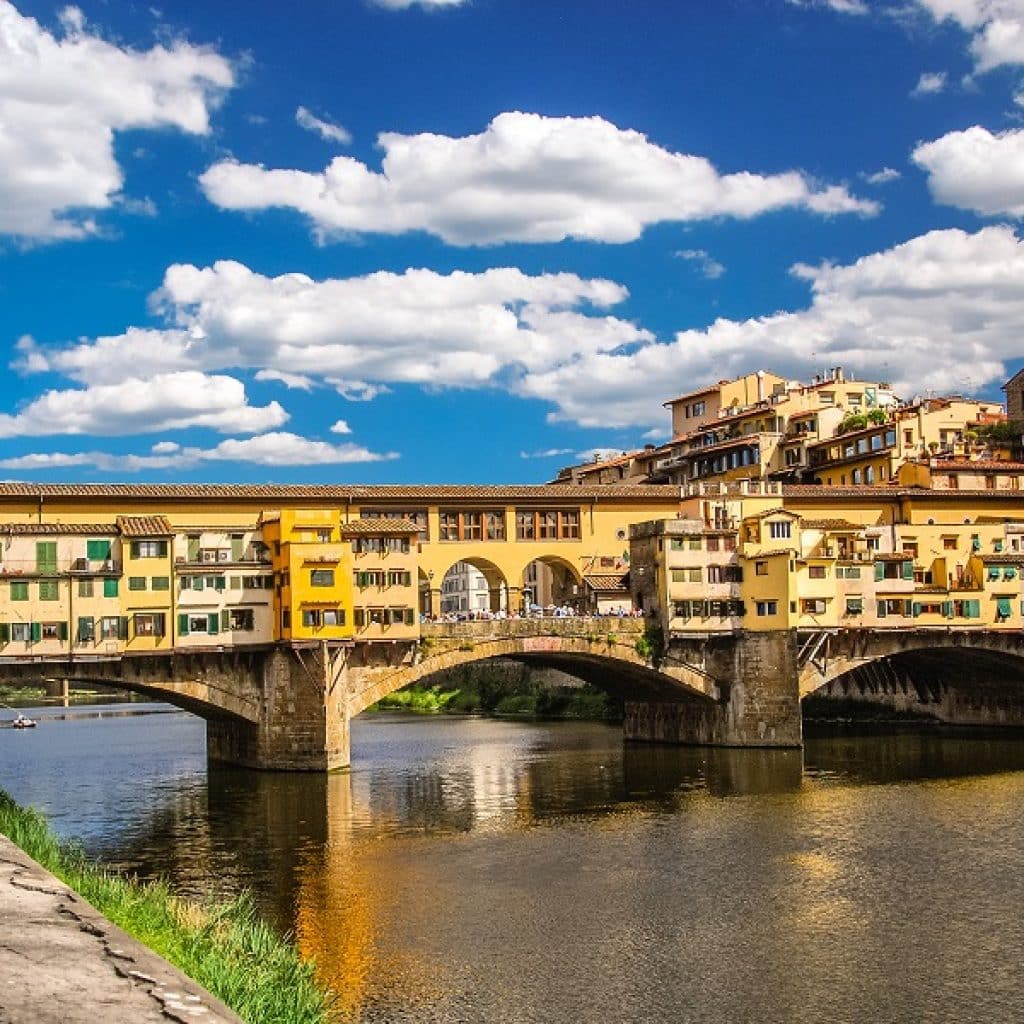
[{"xmin": 4, "ymin": 709, "xmax": 1024, "ymax": 1022}]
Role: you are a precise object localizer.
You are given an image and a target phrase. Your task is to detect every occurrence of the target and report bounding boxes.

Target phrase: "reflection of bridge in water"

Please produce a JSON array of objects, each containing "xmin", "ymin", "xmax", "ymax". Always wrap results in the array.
[{"xmin": 4, "ymin": 617, "xmax": 1024, "ymax": 770}]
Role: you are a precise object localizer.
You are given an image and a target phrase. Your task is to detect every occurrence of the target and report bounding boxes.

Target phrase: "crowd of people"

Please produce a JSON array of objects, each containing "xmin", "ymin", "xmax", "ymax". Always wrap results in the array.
[{"xmin": 422, "ymin": 605, "xmax": 643, "ymax": 624}]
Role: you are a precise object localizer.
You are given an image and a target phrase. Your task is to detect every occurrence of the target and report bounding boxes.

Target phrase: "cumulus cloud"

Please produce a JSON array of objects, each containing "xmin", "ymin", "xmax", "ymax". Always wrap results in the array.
[
  {"xmin": 519, "ymin": 447, "xmax": 574, "ymax": 459},
  {"xmin": 0, "ymin": 0, "xmax": 233, "ymax": 240},
  {"xmin": 0, "ymin": 432, "xmax": 396, "ymax": 471},
  {"xmin": 861, "ymin": 166, "xmax": 902, "ymax": 184},
  {"xmin": 0, "ymin": 372, "xmax": 286, "ymax": 438},
  {"xmin": 295, "ymin": 105, "xmax": 351, "ymax": 145},
  {"xmin": 24, "ymin": 261, "xmax": 649, "ymax": 392},
  {"xmin": 916, "ymin": 0, "xmax": 1024, "ymax": 71},
  {"xmin": 329, "ymin": 419, "xmax": 352, "ymax": 434},
  {"xmin": 519, "ymin": 226, "xmax": 1024, "ymax": 427},
  {"xmin": 911, "ymin": 70, "xmax": 948, "ymax": 94},
  {"xmin": 254, "ymin": 368, "xmax": 317, "ymax": 390},
  {"xmin": 912, "ymin": 124, "xmax": 1024, "ymax": 216},
  {"xmin": 675, "ymin": 249, "xmax": 726, "ymax": 279},
  {"xmin": 787, "ymin": 0, "xmax": 868, "ymax": 12},
  {"xmin": 199, "ymin": 111, "xmax": 878, "ymax": 246}
]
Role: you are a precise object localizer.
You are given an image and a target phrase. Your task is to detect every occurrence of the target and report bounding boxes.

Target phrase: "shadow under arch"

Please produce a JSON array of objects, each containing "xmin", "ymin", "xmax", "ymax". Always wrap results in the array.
[
  {"xmin": 436, "ymin": 554, "xmax": 511, "ymax": 614},
  {"xmin": 519, "ymin": 553, "xmax": 582, "ymax": 612}
]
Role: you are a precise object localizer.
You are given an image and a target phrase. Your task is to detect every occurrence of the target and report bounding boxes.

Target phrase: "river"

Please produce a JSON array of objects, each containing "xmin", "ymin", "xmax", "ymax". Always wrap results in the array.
[{"xmin": 2, "ymin": 703, "xmax": 1024, "ymax": 1023}]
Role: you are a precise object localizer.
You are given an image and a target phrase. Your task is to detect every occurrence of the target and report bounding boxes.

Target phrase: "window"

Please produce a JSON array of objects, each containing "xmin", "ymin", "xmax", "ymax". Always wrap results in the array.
[
  {"xmin": 302, "ymin": 609, "xmax": 322, "ymax": 628},
  {"xmin": 671, "ymin": 568, "xmax": 702, "ymax": 583},
  {"xmin": 756, "ymin": 600, "xmax": 778, "ymax": 616},
  {"xmin": 943, "ymin": 537, "xmax": 958, "ymax": 550},
  {"xmin": 801, "ymin": 598, "xmax": 827, "ymax": 615},
  {"xmin": 103, "ymin": 578, "xmax": 118, "ymax": 598},
  {"xmin": 515, "ymin": 509, "xmax": 581, "ymax": 541},
  {"xmin": 670, "ymin": 538, "xmax": 685, "ymax": 550},
  {"xmin": 100, "ymin": 616, "xmax": 125, "ymax": 640},
  {"xmin": 808, "ymin": 565, "xmax": 827, "ymax": 579},
  {"xmin": 77, "ymin": 617, "xmax": 95, "ymax": 642},
  {"xmin": 723, "ymin": 535, "xmax": 736, "ymax": 551},
  {"xmin": 836, "ymin": 566, "xmax": 861, "ymax": 579},
  {"xmin": 691, "ymin": 400, "xmax": 706, "ymax": 417},
  {"xmin": 35, "ymin": 542, "xmax": 57, "ymax": 573},
  {"xmin": 354, "ymin": 570, "xmax": 386, "ymax": 588},
  {"xmin": 229, "ymin": 609, "xmax": 255, "ymax": 631},
  {"xmin": 78, "ymin": 579, "xmax": 94, "ymax": 597},
  {"xmin": 41, "ymin": 622, "xmax": 63, "ymax": 641},
  {"xmin": 282, "ymin": 609, "xmax": 291, "ymax": 630},
  {"xmin": 310, "ymin": 569, "xmax": 335, "ymax": 587},
  {"xmin": 322, "ymin": 609, "xmax": 345, "ymax": 627},
  {"xmin": 768, "ymin": 520, "xmax": 791, "ymax": 539},
  {"xmin": 133, "ymin": 613, "xmax": 165, "ymax": 637},
  {"xmin": 845, "ymin": 597, "xmax": 863, "ymax": 615},
  {"xmin": 755, "ymin": 561, "xmax": 768, "ymax": 576},
  {"xmin": 86, "ymin": 539, "xmax": 111, "ymax": 561},
  {"xmin": 130, "ymin": 540, "xmax": 168, "ymax": 558},
  {"xmin": 128, "ymin": 576, "xmax": 147, "ymax": 591},
  {"xmin": 11, "ymin": 623, "xmax": 30, "ymax": 642},
  {"xmin": 10, "ymin": 581, "xmax": 28, "ymax": 601},
  {"xmin": 706, "ymin": 536, "xmax": 720, "ymax": 552},
  {"xmin": 360, "ymin": 509, "xmax": 429, "ymax": 541},
  {"xmin": 876, "ymin": 599, "xmax": 912, "ymax": 618},
  {"xmin": 707, "ymin": 565, "xmax": 743, "ymax": 583},
  {"xmin": 183, "ymin": 614, "xmax": 211, "ymax": 635},
  {"xmin": 317, "ymin": 529, "xmax": 333, "ymax": 543},
  {"xmin": 387, "ymin": 570, "xmax": 412, "ymax": 586},
  {"xmin": 151, "ymin": 576, "xmax": 170, "ymax": 591},
  {"xmin": 38, "ymin": 580, "xmax": 59, "ymax": 601}
]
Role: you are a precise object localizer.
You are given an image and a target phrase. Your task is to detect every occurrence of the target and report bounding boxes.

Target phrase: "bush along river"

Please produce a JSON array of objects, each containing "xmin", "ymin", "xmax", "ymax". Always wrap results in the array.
[{"xmin": 4, "ymin": 697, "xmax": 1024, "ymax": 1023}]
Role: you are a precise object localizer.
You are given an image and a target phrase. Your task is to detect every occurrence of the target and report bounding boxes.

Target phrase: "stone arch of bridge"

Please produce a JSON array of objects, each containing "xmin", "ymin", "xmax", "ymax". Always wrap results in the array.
[
  {"xmin": 798, "ymin": 630, "xmax": 1024, "ymax": 698},
  {"xmin": 435, "ymin": 554, "xmax": 510, "ymax": 614},
  {"xmin": 518, "ymin": 554, "xmax": 582, "ymax": 612},
  {"xmin": 347, "ymin": 634, "xmax": 715, "ymax": 718}
]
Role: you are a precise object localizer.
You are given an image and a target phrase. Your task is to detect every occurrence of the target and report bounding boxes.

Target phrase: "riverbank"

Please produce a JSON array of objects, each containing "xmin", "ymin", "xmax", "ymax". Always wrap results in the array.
[
  {"xmin": 368, "ymin": 663, "xmax": 619, "ymax": 720},
  {"xmin": 0, "ymin": 790, "xmax": 334, "ymax": 1024}
]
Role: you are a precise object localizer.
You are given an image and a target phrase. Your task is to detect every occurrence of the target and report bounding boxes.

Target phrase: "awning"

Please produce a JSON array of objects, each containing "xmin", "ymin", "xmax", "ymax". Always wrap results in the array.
[{"xmin": 997, "ymin": 597, "xmax": 1013, "ymax": 618}]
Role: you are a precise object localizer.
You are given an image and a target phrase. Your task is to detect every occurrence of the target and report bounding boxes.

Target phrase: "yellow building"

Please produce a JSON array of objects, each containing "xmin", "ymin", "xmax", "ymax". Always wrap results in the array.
[
  {"xmin": 632, "ymin": 480, "xmax": 1024, "ymax": 639},
  {"xmin": 118, "ymin": 516, "xmax": 175, "ymax": 653},
  {"xmin": 344, "ymin": 519, "xmax": 420, "ymax": 640}
]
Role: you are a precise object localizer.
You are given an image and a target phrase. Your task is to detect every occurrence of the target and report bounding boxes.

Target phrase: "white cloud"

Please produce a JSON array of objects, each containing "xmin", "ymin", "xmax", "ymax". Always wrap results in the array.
[
  {"xmin": 0, "ymin": 371, "xmax": 286, "ymax": 438},
  {"xmin": 255, "ymin": 368, "xmax": 317, "ymax": 390},
  {"xmin": 295, "ymin": 105, "xmax": 351, "ymax": 145},
  {"xmin": 916, "ymin": 0, "xmax": 1024, "ymax": 71},
  {"xmin": 25, "ymin": 262, "xmax": 648, "ymax": 394},
  {"xmin": 0, "ymin": 0, "xmax": 233, "ymax": 240},
  {"xmin": 199, "ymin": 111, "xmax": 878, "ymax": 246},
  {"xmin": 912, "ymin": 124, "xmax": 1024, "ymax": 216},
  {"xmin": 519, "ymin": 447, "xmax": 574, "ymax": 459},
  {"xmin": 912, "ymin": 70, "xmax": 948, "ymax": 94},
  {"xmin": 861, "ymin": 166, "xmax": 902, "ymax": 184},
  {"xmin": 0, "ymin": 432, "xmax": 396, "ymax": 471},
  {"xmin": 787, "ymin": 0, "xmax": 868, "ymax": 12},
  {"xmin": 329, "ymin": 419, "xmax": 352, "ymax": 434},
  {"xmin": 518, "ymin": 226, "xmax": 1024, "ymax": 427},
  {"xmin": 675, "ymin": 248, "xmax": 726, "ymax": 279},
  {"xmin": 574, "ymin": 447, "xmax": 627, "ymax": 463},
  {"xmin": 370, "ymin": 0, "xmax": 468, "ymax": 8}
]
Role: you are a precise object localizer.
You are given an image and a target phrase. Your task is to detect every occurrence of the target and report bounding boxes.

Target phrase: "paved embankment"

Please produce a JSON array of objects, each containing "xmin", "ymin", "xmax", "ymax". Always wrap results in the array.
[{"xmin": 0, "ymin": 836, "xmax": 243, "ymax": 1024}]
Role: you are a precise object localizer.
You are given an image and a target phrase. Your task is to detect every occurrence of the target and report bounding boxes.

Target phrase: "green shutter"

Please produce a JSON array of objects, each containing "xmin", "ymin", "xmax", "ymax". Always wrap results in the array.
[
  {"xmin": 30, "ymin": 622, "xmax": 41, "ymax": 643},
  {"xmin": 207, "ymin": 613, "xmax": 219, "ymax": 635},
  {"xmin": 178, "ymin": 613, "xmax": 189, "ymax": 636},
  {"xmin": 215, "ymin": 576, "xmax": 226, "ymax": 591},
  {"xmin": 876, "ymin": 601, "xmax": 886, "ymax": 618},
  {"xmin": 77, "ymin": 617, "xmax": 93, "ymax": 643},
  {"xmin": 221, "ymin": 609, "xmax": 229, "ymax": 632},
  {"xmin": 903, "ymin": 600, "xmax": 912, "ymax": 617},
  {"xmin": 966, "ymin": 600, "xmax": 981, "ymax": 619},
  {"xmin": 58, "ymin": 622, "xmax": 68, "ymax": 641},
  {"xmin": 130, "ymin": 541, "xmax": 140, "ymax": 558},
  {"xmin": 35, "ymin": 541, "xmax": 57, "ymax": 573},
  {"xmin": 874, "ymin": 562, "xmax": 884, "ymax": 581},
  {"xmin": 912, "ymin": 602, "xmax": 922, "ymax": 617},
  {"xmin": 157, "ymin": 541, "xmax": 168, "ymax": 557},
  {"xmin": 942, "ymin": 601, "xmax": 953, "ymax": 618},
  {"xmin": 194, "ymin": 576, "xmax": 204, "ymax": 591},
  {"xmin": 901, "ymin": 560, "xmax": 914, "ymax": 580},
  {"xmin": 997, "ymin": 597, "xmax": 1012, "ymax": 619},
  {"xmin": 119, "ymin": 616, "xmax": 129, "ymax": 639},
  {"xmin": 86, "ymin": 539, "xmax": 111, "ymax": 561},
  {"xmin": 103, "ymin": 578, "xmax": 118, "ymax": 597},
  {"xmin": 405, "ymin": 608, "xmax": 414, "ymax": 626},
  {"xmin": 187, "ymin": 536, "xmax": 200, "ymax": 561},
  {"xmin": 0, "ymin": 624, "xmax": 9, "ymax": 643},
  {"xmin": 231, "ymin": 536, "xmax": 243, "ymax": 561}
]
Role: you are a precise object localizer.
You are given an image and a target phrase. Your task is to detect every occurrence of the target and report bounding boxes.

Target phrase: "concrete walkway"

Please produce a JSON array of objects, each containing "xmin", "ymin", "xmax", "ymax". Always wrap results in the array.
[{"xmin": 0, "ymin": 836, "xmax": 243, "ymax": 1024}]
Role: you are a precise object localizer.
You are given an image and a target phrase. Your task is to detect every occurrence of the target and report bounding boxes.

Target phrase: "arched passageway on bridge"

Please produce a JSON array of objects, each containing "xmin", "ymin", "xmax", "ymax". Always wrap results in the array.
[
  {"xmin": 520, "ymin": 556, "xmax": 581, "ymax": 614},
  {"xmin": 803, "ymin": 646, "xmax": 1024, "ymax": 728},
  {"xmin": 427, "ymin": 556, "xmax": 510, "ymax": 618}
]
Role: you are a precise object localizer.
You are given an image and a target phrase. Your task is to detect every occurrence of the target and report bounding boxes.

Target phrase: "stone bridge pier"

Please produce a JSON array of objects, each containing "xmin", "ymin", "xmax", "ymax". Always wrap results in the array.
[{"xmin": 623, "ymin": 629, "xmax": 803, "ymax": 749}]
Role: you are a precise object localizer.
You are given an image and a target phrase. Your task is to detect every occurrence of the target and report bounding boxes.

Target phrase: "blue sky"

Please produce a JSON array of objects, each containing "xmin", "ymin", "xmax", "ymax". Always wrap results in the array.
[{"xmin": 3, "ymin": 0, "xmax": 1024, "ymax": 483}]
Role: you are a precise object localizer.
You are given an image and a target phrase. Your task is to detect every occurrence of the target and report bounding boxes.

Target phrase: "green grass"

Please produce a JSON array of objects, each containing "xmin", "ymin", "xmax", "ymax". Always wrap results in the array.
[{"xmin": 0, "ymin": 790, "xmax": 334, "ymax": 1024}]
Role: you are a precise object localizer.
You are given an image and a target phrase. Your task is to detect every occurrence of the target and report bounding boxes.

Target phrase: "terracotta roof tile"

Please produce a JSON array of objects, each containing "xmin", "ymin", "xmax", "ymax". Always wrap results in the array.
[
  {"xmin": 800, "ymin": 518, "xmax": 863, "ymax": 531},
  {"xmin": 341, "ymin": 518, "xmax": 421, "ymax": 536},
  {"xmin": 0, "ymin": 522, "xmax": 117, "ymax": 535},
  {"xmin": 582, "ymin": 573, "xmax": 629, "ymax": 592},
  {"xmin": 116, "ymin": 515, "xmax": 173, "ymax": 537}
]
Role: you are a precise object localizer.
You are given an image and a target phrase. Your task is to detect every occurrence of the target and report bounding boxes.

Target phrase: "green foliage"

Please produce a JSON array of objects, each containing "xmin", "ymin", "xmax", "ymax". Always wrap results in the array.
[
  {"xmin": 417, "ymin": 635, "xmax": 436, "ymax": 656},
  {"xmin": 372, "ymin": 685, "xmax": 460, "ymax": 714},
  {"xmin": 836, "ymin": 413, "xmax": 868, "ymax": 435},
  {"xmin": 635, "ymin": 624, "xmax": 665, "ymax": 666},
  {"xmin": 866, "ymin": 408, "xmax": 886, "ymax": 425},
  {"xmin": 975, "ymin": 420, "xmax": 1024, "ymax": 444},
  {"xmin": 605, "ymin": 632, "xmax": 617, "ymax": 647},
  {"xmin": 0, "ymin": 791, "xmax": 333, "ymax": 1024},
  {"xmin": 457, "ymin": 640, "xmax": 476, "ymax": 652}
]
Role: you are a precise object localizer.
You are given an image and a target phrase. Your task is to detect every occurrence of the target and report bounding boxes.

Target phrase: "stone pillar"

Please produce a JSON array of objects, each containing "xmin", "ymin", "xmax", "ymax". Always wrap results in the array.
[
  {"xmin": 429, "ymin": 587, "xmax": 442, "ymax": 619},
  {"xmin": 624, "ymin": 630, "xmax": 802, "ymax": 749},
  {"xmin": 207, "ymin": 646, "xmax": 351, "ymax": 771}
]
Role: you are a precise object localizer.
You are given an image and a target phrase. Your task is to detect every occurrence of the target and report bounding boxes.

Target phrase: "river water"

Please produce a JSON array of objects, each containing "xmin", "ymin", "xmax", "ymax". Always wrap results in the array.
[{"xmin": 2, "ymin": 704, "xmax": 1024, "ymax": 1023}]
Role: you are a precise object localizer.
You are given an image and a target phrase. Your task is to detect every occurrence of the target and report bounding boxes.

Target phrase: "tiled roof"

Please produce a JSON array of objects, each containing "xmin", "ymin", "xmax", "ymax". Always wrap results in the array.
[
  {"xmin": 341, "ymin": 518, "xmax": 421, "ymax": 535},
  {"xmin": 745, "ymin": 549, "xmax": 793, "ymax": 559},
  {"xmin": 783, "ymin": 484, "xmax": 1024, "ymax": 499},
  {"xmin": 978, "ymin": 553, "xmax": 1024, "ymax": 564},
  {"xmin": 927, "ymin": 460, "xmax": 1024, "ymax": 471},
  {"xmin": 0, "ymin": 482, "xmax": 683, "ymax": 501},
  {"xmin": 800, "ymin": 518, "xmax": 863, "ymax": 531},
  {"xmin": 116, "ymin": 515, "xmax": 173, "ymax": 537},
  {"xmin": 0, "ymin": 522, "xmax": 116, "ymax": 535},
  {"xmin": 583, "ymin": 573, "xmax": 629, "ymax": 592}
]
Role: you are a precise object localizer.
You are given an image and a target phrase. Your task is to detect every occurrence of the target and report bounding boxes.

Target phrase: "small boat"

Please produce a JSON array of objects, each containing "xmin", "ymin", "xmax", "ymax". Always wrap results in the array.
[{"xmin": 11, "ymin": 714, "xmax": 36, "ymax": 729}]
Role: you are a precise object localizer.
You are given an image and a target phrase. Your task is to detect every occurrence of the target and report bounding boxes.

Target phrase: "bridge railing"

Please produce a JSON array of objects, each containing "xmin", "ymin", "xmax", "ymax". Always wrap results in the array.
[{"xmin": 421, "ymin": 616, "xmax": 645, "ymax": 641}]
